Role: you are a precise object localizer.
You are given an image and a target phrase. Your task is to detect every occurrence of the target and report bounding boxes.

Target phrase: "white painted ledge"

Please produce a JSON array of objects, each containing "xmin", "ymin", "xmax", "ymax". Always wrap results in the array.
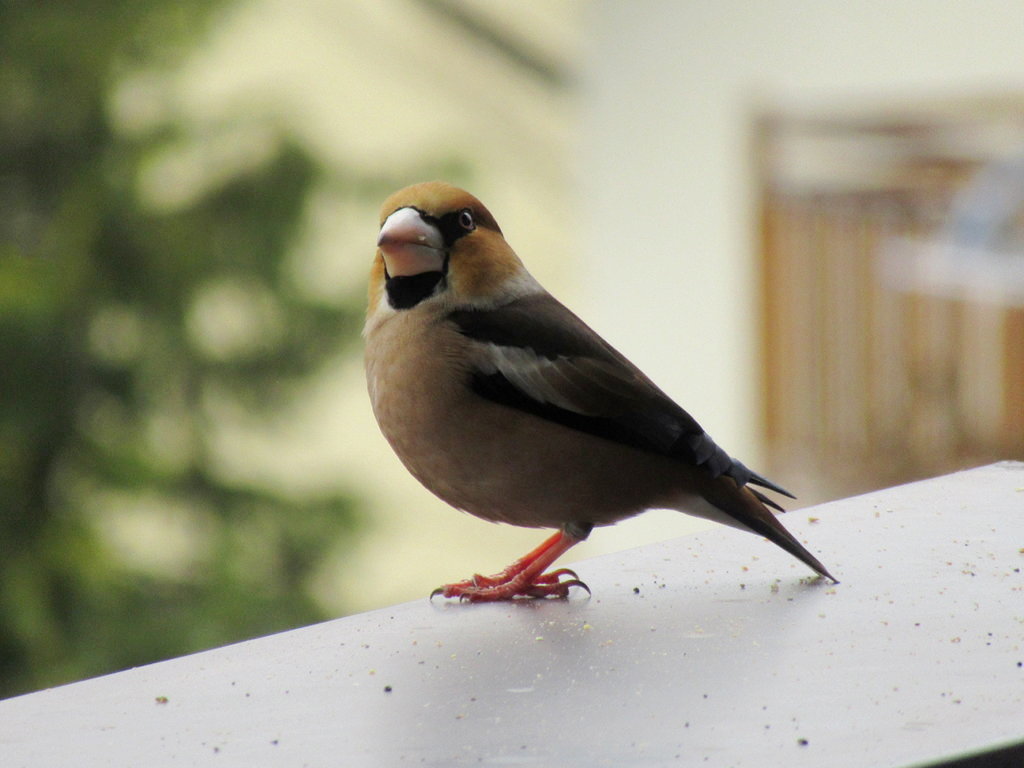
[{"xmin": 1, "ymin": 462, "xmax": 1022, "ymax": 767}]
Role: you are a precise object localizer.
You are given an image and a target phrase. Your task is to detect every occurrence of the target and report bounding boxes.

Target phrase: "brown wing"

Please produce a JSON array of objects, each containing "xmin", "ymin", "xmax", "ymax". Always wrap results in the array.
[{"xmin": 447, "ymin": 293, "xmax": 793, "ymax": 502}]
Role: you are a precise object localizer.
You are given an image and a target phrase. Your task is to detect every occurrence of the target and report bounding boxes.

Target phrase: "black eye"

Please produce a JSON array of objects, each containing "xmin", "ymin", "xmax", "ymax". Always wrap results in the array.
[{"xmin": 458, "ymin": 209, "xmax": 475, "ymax": 231}]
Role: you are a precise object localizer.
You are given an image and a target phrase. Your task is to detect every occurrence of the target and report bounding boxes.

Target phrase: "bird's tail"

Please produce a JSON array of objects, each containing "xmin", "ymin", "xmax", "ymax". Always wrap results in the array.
[
  {"xmin": 745, "ymin": 488, "xmax": 836, "ymax": 582},
  {"xmin": 699, "ymin": 473, "xmax": 837, "ymax": 583}
]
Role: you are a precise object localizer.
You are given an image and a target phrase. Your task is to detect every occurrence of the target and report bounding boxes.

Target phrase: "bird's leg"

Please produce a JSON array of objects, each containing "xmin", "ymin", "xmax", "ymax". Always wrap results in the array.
[{"xmin": 431, "ymin": 529, "xmax": 589, "ymax": 602}]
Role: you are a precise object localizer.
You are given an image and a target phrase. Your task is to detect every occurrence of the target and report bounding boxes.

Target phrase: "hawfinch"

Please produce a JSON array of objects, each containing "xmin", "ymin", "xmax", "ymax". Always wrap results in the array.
[{"xmin": 365, "ymin": 182, "xmax": 835, "ymax": 601}]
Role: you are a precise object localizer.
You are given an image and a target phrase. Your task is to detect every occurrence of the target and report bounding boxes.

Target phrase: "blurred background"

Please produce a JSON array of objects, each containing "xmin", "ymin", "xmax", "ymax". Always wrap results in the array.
[{"xmin": 2, "ymin": 0, "xmax": 1023, "ymax": 698}]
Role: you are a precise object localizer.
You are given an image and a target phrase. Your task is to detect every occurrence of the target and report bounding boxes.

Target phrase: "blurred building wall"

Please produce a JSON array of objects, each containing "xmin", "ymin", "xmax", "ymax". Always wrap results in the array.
[
  {"xmin": 579, "ymin": 0, "xmax": 1024, "ymax": 515},
  {"xmin": 756, "ymin": 99, "xmax": 1024, "ymax": 501}
]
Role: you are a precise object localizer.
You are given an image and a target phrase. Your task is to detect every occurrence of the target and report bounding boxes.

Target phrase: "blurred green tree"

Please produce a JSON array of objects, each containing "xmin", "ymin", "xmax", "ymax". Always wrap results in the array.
[{"xmin": 0, "ymin": 0, "xmax": 389, "ymax": 697}]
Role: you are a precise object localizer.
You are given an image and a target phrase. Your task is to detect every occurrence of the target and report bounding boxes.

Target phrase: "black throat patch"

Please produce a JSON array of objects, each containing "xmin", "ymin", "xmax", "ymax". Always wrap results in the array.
[{"xmin": 385, "ymin": 271, "xmax": 446, "ymax": 309}]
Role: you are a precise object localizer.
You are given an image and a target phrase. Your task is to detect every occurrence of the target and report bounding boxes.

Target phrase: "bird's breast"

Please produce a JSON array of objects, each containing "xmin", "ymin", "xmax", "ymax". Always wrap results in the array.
[
  {"xmin": 365, "ymin": 310, "xmax": 693, "ymax": 529},
  {"xmin": 365, "ymin": 311, "xmax": 482, "ymax": 501}
]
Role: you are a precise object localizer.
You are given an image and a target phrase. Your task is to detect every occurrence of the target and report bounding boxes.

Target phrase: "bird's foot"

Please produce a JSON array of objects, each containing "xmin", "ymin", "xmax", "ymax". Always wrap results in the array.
[
  {"xmin": 431, "ymin": 567, "xmax": 589, "ymax": 602},
  {"xmin": 430, "ymin": 529, "xmax": 589, "ymax": 602}
]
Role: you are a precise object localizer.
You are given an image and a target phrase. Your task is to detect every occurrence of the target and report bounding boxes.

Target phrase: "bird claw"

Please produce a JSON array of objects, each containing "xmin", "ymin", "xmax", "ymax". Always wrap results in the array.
[
  {"xmin": 523, "ymin": 577, "xmax": 591, "ymax": 599},
  {"xmin": 430, "ymin": 567, "xmax": 589, "ymax": 603},
  {"xmin": 532, "ymin": 567, "xmax": 579, "ymax": 584}
]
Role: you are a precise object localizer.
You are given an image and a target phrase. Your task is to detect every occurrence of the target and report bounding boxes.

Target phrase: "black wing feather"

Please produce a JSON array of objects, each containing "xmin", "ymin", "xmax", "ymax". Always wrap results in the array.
[{"xmin": 448, "ymin": 295, "xmax": 794, "ymax": 499}]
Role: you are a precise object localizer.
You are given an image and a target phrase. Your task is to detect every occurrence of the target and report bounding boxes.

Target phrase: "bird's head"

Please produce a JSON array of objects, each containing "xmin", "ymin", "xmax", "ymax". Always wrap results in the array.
[{"xmin": 370, "ymin": 182, "xmax": 535, "ymax": 314}]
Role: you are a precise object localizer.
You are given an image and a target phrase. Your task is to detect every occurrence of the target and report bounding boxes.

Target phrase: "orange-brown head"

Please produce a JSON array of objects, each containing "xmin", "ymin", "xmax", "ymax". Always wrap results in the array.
[{"xmin": 369, "ymin": 182, "xmax": 536, "ymax": 316}]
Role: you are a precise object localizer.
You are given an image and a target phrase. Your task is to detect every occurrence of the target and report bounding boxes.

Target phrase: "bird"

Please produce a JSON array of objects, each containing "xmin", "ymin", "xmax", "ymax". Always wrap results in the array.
[{"xmin": 364, "ymin": 181, "xmax": 835, "ymax": 602}]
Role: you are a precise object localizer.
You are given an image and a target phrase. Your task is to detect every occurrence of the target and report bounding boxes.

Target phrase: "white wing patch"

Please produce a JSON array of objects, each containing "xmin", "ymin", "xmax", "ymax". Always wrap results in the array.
[{"xmin": 474, "ymin": 343, "xmax": 638, "ymax": 417}]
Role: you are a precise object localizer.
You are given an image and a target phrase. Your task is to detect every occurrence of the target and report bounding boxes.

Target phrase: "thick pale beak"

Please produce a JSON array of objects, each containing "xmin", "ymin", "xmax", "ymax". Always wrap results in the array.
[{"xmin": 377, "ymin": 207, "xmax": 445, "ymax": 277}]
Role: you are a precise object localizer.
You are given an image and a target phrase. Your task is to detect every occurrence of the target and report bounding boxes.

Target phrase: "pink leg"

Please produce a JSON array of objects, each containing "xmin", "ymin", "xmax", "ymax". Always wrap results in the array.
[{"xmin": 431, "ymin": 529, "xmax": 589, "ymax": 602}]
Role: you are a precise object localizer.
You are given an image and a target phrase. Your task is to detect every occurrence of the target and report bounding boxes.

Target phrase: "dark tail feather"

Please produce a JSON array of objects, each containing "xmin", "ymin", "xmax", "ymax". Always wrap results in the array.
[
  {"xmin": 727, "ymin": 458, "xmax": 796, "ymax": 501},
  {"xmin": 701, "ymin": 473, "xmax": 837, "ymax": 583},
  {"xmin": 741, "ymin": 502, "xmax": 838, "ymax": 583},
  {"xmin": 748, "ymin": 470, "xmax": 796, "ymax": 500},
  {"xmin": 749, "ymin": 487, "xmax": 785, "ymax": 513}
]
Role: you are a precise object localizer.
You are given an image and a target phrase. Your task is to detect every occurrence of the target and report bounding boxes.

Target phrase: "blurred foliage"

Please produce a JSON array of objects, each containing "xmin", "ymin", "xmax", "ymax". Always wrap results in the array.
[{"xmin": 0, "ymin": 0, "xmax": 394, "ymax": 697}]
